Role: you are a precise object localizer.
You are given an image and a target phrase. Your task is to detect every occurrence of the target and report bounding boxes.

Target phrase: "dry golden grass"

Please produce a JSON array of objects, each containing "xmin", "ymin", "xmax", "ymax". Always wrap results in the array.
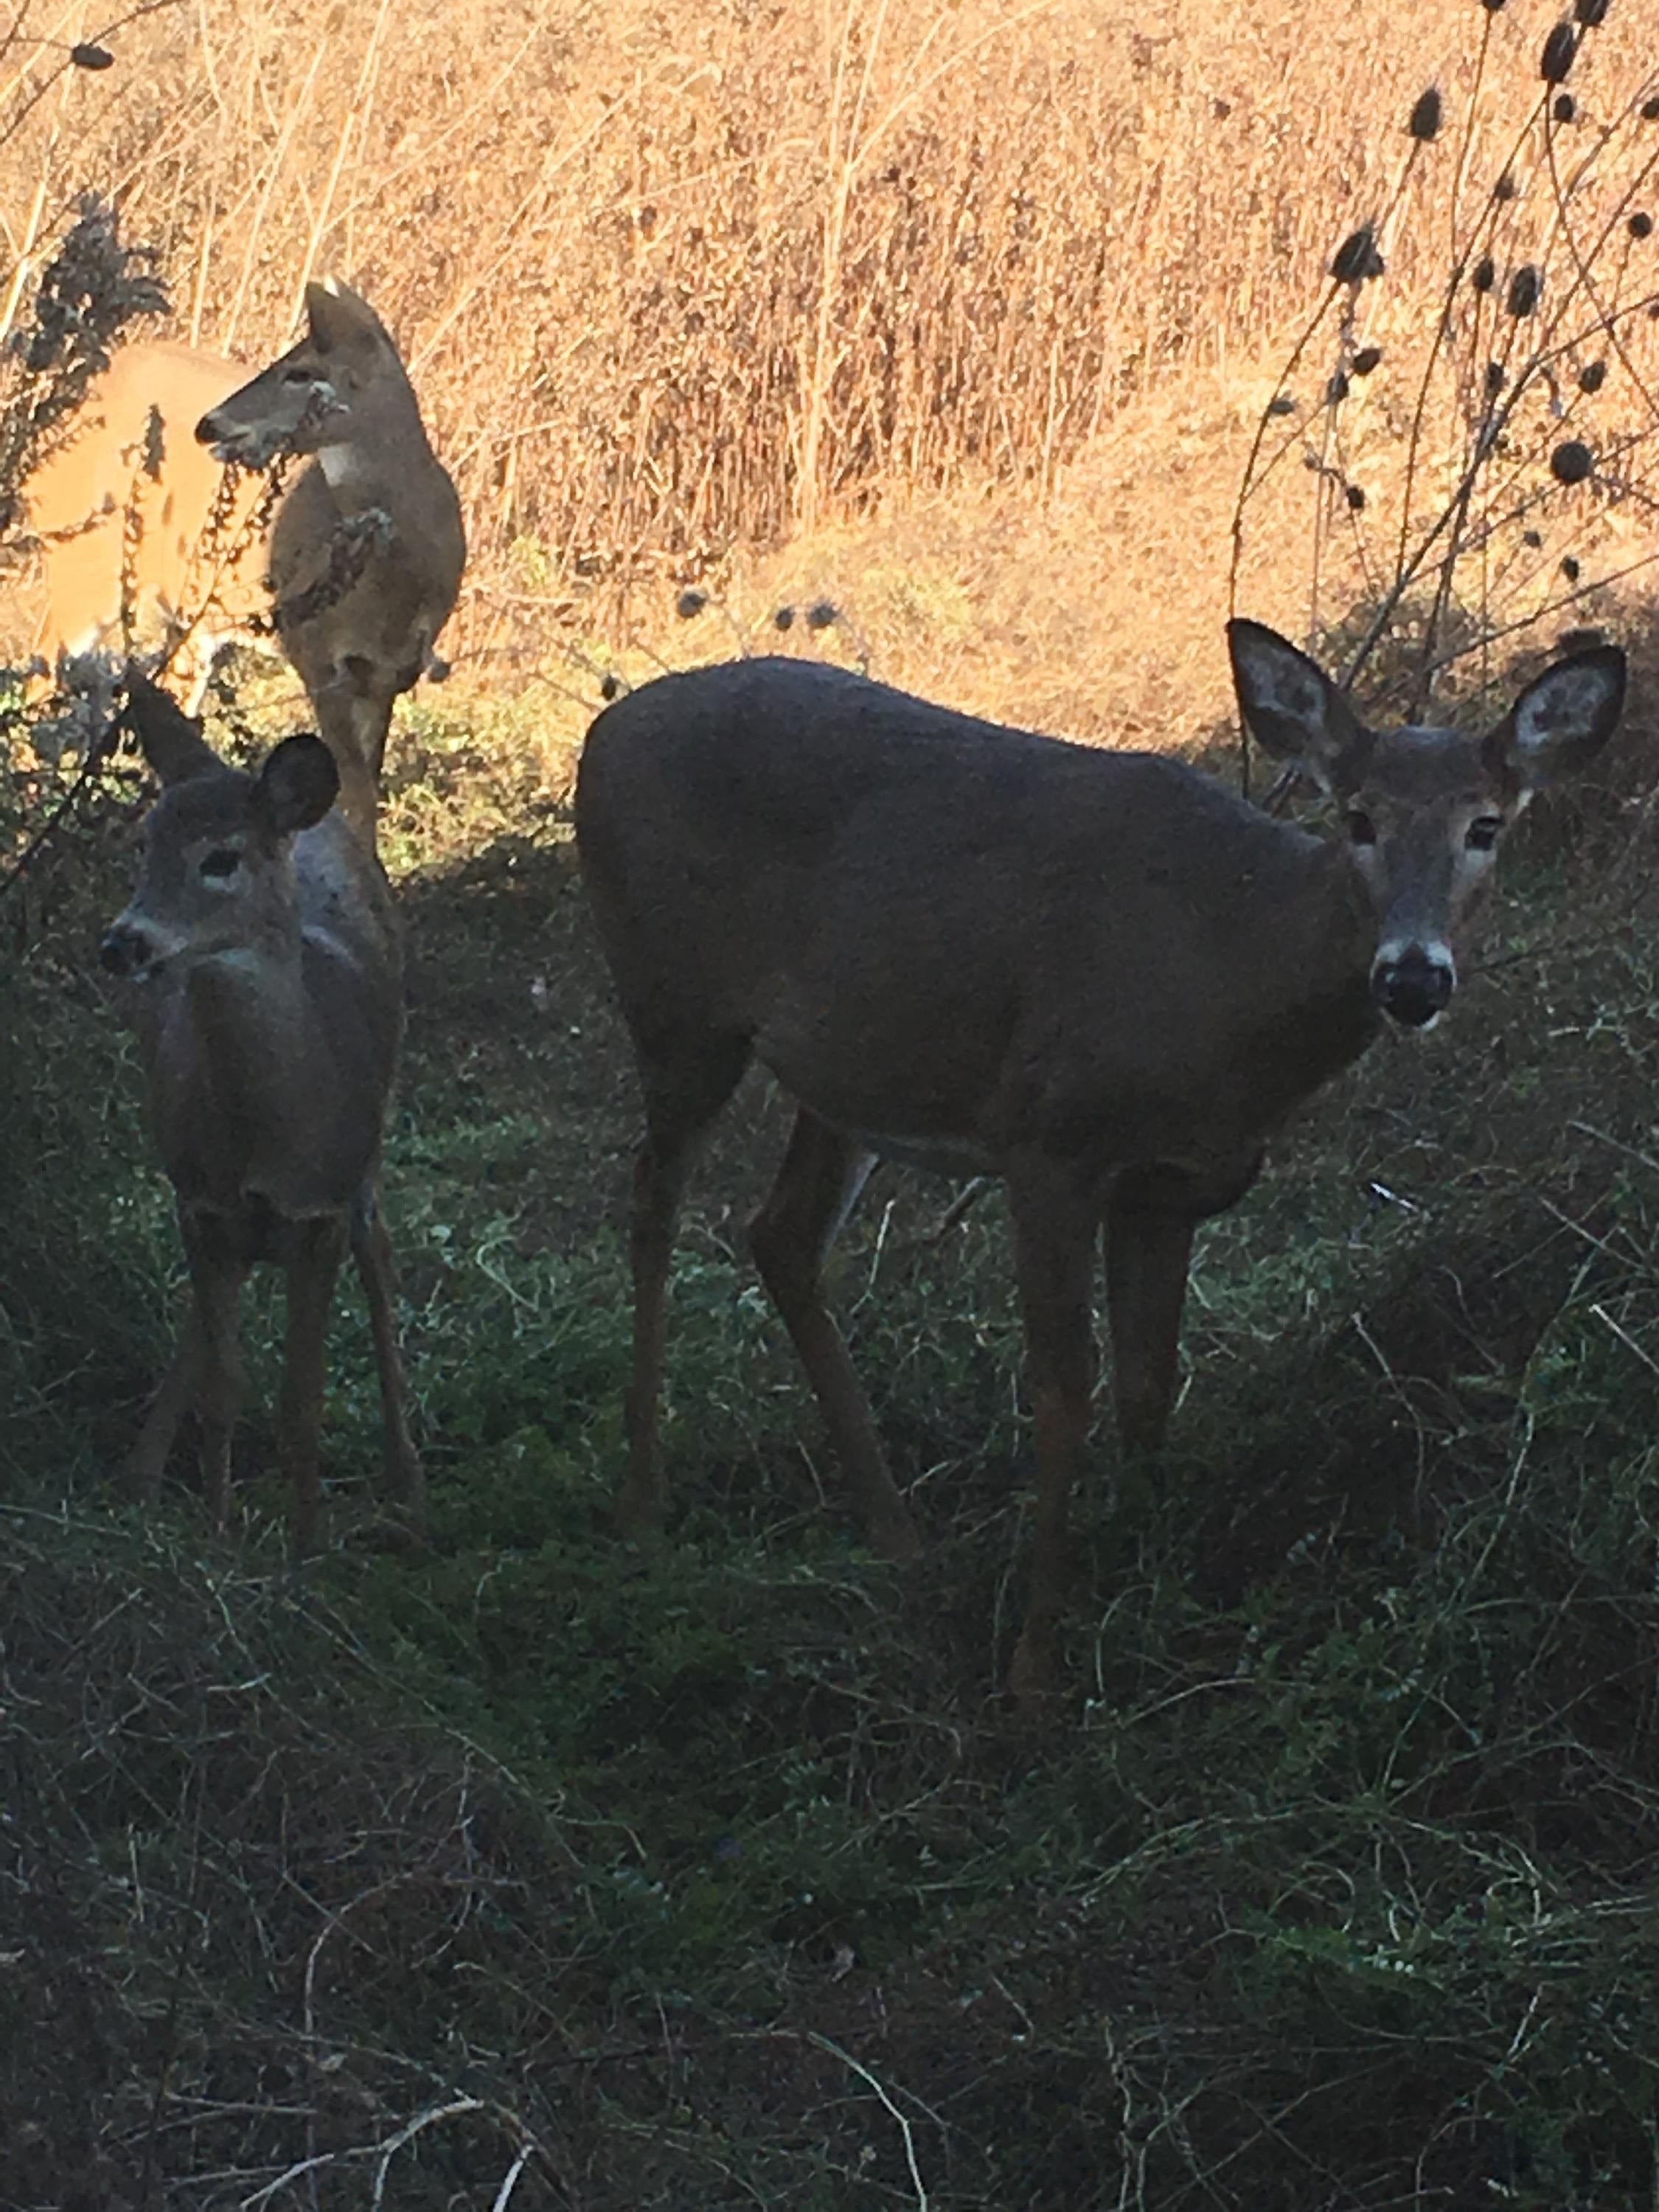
[{"xmin": 2, "ymin": 0, "xmax": 1658, "ymax": 748}]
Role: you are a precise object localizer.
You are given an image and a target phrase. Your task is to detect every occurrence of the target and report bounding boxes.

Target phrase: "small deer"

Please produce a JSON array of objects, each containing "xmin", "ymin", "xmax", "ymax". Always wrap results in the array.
[
  {"xmin": 195, "ymin": 280, "xmax": 466, "ymax": 849},
  {"xmin": 101, "ymin": 674, "xmax": 424, "ymax": 1556},
  {"xmin": 574, "ymin": 627, "xmax": 1626, "ymax": 1699},
  {"xmin": 21, "ymin": 341, "xmax": 271, "ymax": 706}
]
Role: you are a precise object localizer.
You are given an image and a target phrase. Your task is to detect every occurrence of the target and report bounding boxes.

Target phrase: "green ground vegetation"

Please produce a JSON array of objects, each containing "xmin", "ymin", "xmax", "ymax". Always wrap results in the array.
[{"xmin": 4, "ymin": 633, "xmax": 1659, "ymax": 2208}]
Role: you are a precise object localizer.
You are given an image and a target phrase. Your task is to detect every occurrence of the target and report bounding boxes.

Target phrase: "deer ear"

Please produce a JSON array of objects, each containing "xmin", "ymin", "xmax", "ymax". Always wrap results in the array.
[
  {"xmin": 305, "ymin": 279, "xmax": 382, "ymax": 355},
  {"xmin": 122, "ymin": 669, "xmax": 221, "ymax": 786},
  {"xmin": 1489, "ymin": 643, "xmax": 1626, "ymax": 791},
  {"xmin": 253, "ymin": 734, "xmax": 339, "ymax": 835},
  {"xmin": 1227, "ymin": 619, "xmax": 1369, "ymax": 796}
]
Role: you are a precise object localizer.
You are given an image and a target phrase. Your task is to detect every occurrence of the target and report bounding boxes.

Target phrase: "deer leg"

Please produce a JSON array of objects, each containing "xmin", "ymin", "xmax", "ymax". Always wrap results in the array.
[
  {"xmin": 351, "ymin": 1186, "xmax": 425, "ymax": 1535},
  {"xmin": 1105, "ymin": 1153, "xmax": 1263, "ymax": 1454},
  {"xmin": 128, "ymin": 1317, "xmax": 203, "ymax": 1498},
  {"xmin": 132, "ymin": 1211, "xmax": 248, "ymax": 1523},
  {"xmin": 1104, "ymin": 1200, "xmax": 1197, "ymax": 1457},
  {"xmin": 311, "ymin": 686, "xmax": 383, "ymax": 852},
  {"xmin": 1006, "ymin": 1164, "xmax": 1099, "ymax": 1705},
  {"xmin": 619, "ymin": 1037, "xmax": 752, "ymax": 1536},
  {"xmin": 280, "ymin": 1219, "xmax": 348, "ymax": 1560},
  {"xmin": 748, "ymin": 1109, "xmax": 919, "ymax": 1562},
  {"xmin": 341, "ymin": 658, "xmax": 398, "ymax": 785}
]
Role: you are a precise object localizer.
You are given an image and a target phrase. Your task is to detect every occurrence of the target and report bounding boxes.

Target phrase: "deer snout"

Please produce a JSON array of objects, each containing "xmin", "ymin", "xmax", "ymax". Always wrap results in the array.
[
  {"xmin": 1371, "ymin": 945, "xmax": 1455, "ymax": 1029},
  {"xmin": 100, "ymin": 920, "xmax": 160, "ymax": 978}
]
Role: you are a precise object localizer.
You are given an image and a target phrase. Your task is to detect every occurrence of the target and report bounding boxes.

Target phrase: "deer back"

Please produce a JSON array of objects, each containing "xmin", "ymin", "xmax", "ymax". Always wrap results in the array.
[{"xmin": 25, "ymin": 343, "xmax": 268, "ymax": 672}]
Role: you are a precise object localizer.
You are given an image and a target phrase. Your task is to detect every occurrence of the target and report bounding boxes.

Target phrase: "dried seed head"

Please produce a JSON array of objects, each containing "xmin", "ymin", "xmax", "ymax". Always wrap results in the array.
[
  {"xmin": 1630, "ymin": 211, "xmax": 1655, "ymax": 239},
  {"xmin": 1573, "ymin": 0, "xmax": 1608, "ymax": 22},
  {"xmin": 1331, "ymin": 226, "xmax": 1385, "ymax": 283},
  {"xmin": 1506, "ymin": 263, "xmax": 1541, "ymax": 316},
  {"xmin": 773, "ymin": 605, "xmax": 795, "ymax": 630},
  {"xmin": 1482, "ymin": 0, "xmax": 1506, "ymax": 10},
  {"xmin": 675, "ymin": 589, "xmax": 707, "ymax": 619},
  {"xmin": 599, "ymin": 672, "xmax": 620, "ymax": 700},
  {"xmin": 806, "ymin": 599, "xmax": 838, "ymax": 630},
  {"xmin": 1560, "ymin": 555, "xmax": 1581, "ymax": 580},
  {"xmin": 1541, "ymin": 21, "xmax": 1577, "ymax": 80},
  {"xmin": 1267, "ymin": 393, "xmax": 1296, "ymax": 417},
  {"xmin": 1408, "ymin": 87, "xmax": 1442, "ymax": 142},
  {"xmin": 1523, "ymin": 529, "xmax": 1543, "ymax": 547},
  {"xmin": 1472, "ymin": 254, "xmax": 1496, "ymax": 293},
  {"xmin": 1553, "ymin": 93, "xmax": 1576, "ymax": 122},
  {"xmin": 1345, "ymin": 484, "xmax": 1366, "ymax": 511},
  {"xmin": 1579, "ymin": 358, "xmax": 1607, "ymax": 391},
  {"xmin": 1353, "ymin": 345, "xmax": 1382, "ymax": 375},
  {"xmin": 1551, "ymin": 439, "xmax": 1593, "ymax": 483},
  {"xmin": 70, "ymin": 41, "xmax": 114, "ymax": 67},
  {"xmin": 1493, "ymin": 170, "xmax": 1518, "ymax": 201},
  {"xmin": 1486, "ymin": 361, "xmax": 1506, "ymax": 392},
  {"xmin": 1326, "ymin": 372, "xmax": 1350, "ymax": 405},
  {"xmin": 1644, "ymin": 96, "xmax": 1659, "ymax": 122}
]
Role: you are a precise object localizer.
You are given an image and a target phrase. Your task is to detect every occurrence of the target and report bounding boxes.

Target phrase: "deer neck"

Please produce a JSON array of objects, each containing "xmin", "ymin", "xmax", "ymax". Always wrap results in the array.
[
  {"xmin": 315, "ymin": 379, "xmax": 430, "ymax": 509},
  {"xmin": 1257, "ymin": 835, "xmax": 1384, "ymax": 1102},
  {"xmin": 145, "ymin": 944, "xmax": 320, "ymax": 1210}
]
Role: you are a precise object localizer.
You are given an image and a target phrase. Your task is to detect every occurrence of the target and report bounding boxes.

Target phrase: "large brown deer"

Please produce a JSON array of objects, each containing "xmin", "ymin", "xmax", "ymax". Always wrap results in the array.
[
  {"xmin": 20, "ymin": 342, "xmax": 269, "ymax": 703},
  {"xmin": 100, "ymin": 674, "xmax": 423, "ymax": 1557},
  {"xmin": 574, "ymin": 627, "xmax": 1626, "ymax": 1699},
  {"xmin": 195, "ymin": 280, "xmax": 466, "ymax": 850}
]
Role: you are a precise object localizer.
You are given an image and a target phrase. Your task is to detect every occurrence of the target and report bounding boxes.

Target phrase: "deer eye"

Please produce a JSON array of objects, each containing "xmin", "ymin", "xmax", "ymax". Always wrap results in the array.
[
  {"xmin": 1346, "ymin": 810, "xmax": 1377, "ymax": 848},
  {"xmin": 200, "ymin": 847, "xmax": 241, "ymax": 880},
  {"xmin": 1466, "ymin": 815, "xmax": 1503, "ymax": 852}
]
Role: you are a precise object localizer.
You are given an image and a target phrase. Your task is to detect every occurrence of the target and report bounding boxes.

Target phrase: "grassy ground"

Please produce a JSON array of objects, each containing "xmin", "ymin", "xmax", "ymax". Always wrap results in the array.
[{"xmin": 5, "ymin": 606, "xmax": 1659, "ymax": 2208}]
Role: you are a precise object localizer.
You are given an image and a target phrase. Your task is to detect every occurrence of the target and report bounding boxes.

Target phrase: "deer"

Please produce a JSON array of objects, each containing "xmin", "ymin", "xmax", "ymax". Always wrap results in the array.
[
  {"xmin": 574, "ymin": 625, "xmax": 1627, "ymax": 1701},
  {"xmin": 19, "ymin": 341, "xmax": 271, "ymax": 707},
  {"xmin": 100, "ymin": 672, "xmax": 424, "ymax": 1558},
  {"xmin": 194, "ymin": 279, "xmax": 467, "ymax": 852}
]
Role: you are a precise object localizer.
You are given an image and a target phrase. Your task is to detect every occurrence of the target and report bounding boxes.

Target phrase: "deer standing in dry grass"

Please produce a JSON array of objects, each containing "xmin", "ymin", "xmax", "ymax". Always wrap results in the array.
[
  {"xmin": 101, "ymin": 675, "xmax": 423, "ymax": 1557},
  {"xmin": 20, "ymin": 342, "xmax": 270, "ymax": 705},
  {"xmin": 195, "ymin": 280, "xmax": 466, "ymax": 850},
  {"xmin": 575, "ymin": 627, "xmax": 1626, "ymax": 1699}
]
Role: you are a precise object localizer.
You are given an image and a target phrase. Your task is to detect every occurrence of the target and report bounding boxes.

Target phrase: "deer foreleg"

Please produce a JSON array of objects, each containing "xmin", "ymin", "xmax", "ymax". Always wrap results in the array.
[
  {"xmin": 133, "ymin": 1209, "xmax": 248, "ymax": 1525},
  {"xmin": 280, "ymin": 1220, "xmax": 347, "ymax": 1559},
  {"xmin": 1105, "ymin": 1152, "xmax": 1263, "ymax": 1455},
  {"xmin": 1104, "ymin": 1200, "xmax": 1197, "ymax": 1457},
  {"xmin": 351, "ymin": 1187, "xmax": 425, "ymax": 1535}
]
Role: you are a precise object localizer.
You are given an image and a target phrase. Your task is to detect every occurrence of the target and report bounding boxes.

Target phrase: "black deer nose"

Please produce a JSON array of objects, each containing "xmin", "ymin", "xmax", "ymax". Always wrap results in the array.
[
  {"xmin": 100, "ymin": 923, "xmax": 150, "ymax": 977},
  {"xmin": 1371, "ymin": 950, "xmax": 1454, "ymax": 1028},
  {"xmin": 194, "ymin": 407, "xmax": 223, "ymax": 448}
]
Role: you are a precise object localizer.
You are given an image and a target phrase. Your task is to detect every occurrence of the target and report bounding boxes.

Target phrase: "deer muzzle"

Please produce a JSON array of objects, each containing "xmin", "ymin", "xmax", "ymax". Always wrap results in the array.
[
  {"xmin": 1371, "ymin": 946, "xmax": 1454, "ymax": 1029},
  {"xmin": 100, "ymin": 920, "xmax": 161, "ymax": 979}
]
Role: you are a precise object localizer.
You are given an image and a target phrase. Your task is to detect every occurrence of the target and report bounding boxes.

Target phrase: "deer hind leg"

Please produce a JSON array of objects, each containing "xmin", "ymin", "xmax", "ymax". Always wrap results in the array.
[
  {"xmin": 1105, "ymin": 1152, "xmax": 1265, "ymax": 1455},
  {"xmin": 310, "ymin": 684, "xmax": 384, "ymax": 852},
  {"xmin": 619, "ymin": 1033, "xmax": 754, "ymax": 1537},
  {"xmin": 748, "ymin": 1108, "xmax": 919, "ymax": 1562},
  {"xmin": 340, "ymin": 655, "xmax": 400, "ymax": 785},
  {"xmin": 280, "ymin": 1217, "xmax": 349, "ymax": 1560},
  {"xmin": 1006, "ymin": 1162, "xmax": 1099, "ymax": 1705},
  {"xmin": 131, "ymin": 1208, "xmax": 248, "ymax": 1526},
  {"xmin": 350, "ymin": 1185, "xmax": 426, "ymax": 1538}
]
